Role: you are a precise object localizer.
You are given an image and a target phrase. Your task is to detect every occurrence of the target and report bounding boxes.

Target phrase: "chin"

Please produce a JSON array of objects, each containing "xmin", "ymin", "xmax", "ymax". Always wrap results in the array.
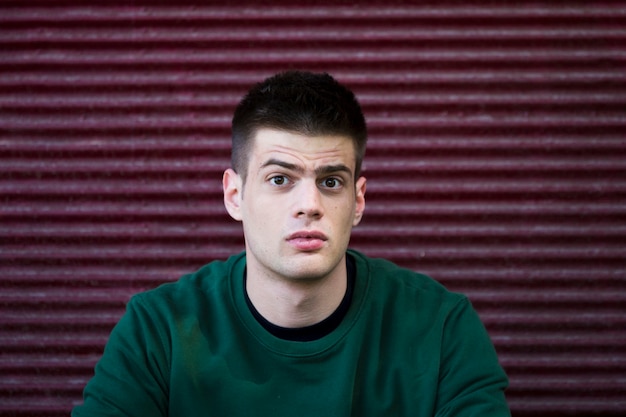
[{"xmin": 282, "ymin": 257, "xmax": 342, "ymax": 281}]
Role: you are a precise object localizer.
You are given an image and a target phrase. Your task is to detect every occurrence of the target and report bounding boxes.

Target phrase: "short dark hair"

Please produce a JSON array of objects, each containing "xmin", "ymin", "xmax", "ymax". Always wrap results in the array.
[{"xmin": 231, "ymin": 71, "xmax": 367, "ymax": 181}]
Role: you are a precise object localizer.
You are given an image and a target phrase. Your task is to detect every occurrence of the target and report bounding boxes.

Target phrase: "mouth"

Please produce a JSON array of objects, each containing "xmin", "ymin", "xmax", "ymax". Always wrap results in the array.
[
  {"xmin": 288, "ymin": 231, "xmax": 328, "ymax": 240},
  {"xmin": 286, "ymin": 231, "xmax": 328, "ymax": 251}
]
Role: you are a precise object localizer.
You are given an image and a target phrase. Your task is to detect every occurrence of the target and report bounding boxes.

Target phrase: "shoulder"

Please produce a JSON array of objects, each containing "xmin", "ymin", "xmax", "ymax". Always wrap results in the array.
[
  {"xmin": 129, "ymin": 252, "xmax": 245, "ymax": 315},
  {"xmin": 349, "ymin": 249, "xmax": 467, "ymax": 312}
]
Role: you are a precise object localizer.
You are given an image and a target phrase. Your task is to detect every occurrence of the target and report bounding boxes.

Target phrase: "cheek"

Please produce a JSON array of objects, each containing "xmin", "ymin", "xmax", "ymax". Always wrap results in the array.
[{"xmin": 332, "ymin": 202, "xmax": 356, "ymax": 225}]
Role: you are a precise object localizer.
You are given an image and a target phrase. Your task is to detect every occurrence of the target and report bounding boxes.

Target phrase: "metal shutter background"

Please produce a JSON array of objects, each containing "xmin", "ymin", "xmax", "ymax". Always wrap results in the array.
[{"xmin": 1, "ymin": 2, "xmax": 625, "ymax": 415}]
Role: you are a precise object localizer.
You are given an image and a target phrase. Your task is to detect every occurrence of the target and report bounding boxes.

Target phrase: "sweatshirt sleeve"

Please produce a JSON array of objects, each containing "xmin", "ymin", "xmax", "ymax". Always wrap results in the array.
[
  {"xmin": 435, "ymin": 297, "xmax": 511, "ymax": 417},
  {"xmin": 72, "ymin": 294, "xmax": 171, "ymax": 417}
]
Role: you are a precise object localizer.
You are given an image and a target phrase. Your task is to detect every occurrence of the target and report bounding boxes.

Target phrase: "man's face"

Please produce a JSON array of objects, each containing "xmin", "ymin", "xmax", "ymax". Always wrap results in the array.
[{"xmin": 223, "ymin": 128, "xmax": 366, "ymax": 283}]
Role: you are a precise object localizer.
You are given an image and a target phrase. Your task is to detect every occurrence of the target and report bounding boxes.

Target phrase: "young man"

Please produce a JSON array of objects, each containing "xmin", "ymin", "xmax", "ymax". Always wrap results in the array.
[{"xmin": 73, "ymin": 71, "xmax": 510, "ymax": 416}]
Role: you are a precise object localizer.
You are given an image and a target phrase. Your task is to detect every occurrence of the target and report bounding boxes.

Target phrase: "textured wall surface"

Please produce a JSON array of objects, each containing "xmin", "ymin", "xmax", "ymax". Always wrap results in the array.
[{"xmin": 1, "ymin": 2, "xmax": 625, "ymax": 416}]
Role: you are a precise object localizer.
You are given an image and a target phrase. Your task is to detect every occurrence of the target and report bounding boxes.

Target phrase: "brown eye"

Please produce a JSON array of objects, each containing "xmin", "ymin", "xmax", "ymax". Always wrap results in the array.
[
  {"xmin": 322, "ymin": 177, "xmax": 341, "ymax": 188},
  {"xmin": 270, "ymin": 176, "xmax": 288, "ymax": 186}
]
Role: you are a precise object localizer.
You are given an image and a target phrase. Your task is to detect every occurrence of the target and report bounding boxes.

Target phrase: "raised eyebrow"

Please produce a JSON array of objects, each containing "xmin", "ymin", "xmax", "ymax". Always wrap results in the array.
[
  {"xmin": 261, "ymin": 159, "xmax": 352, "ymax": 177},
  {"xmin": 315, "ymin": 164, "xmax": 353, "ymax": 177},
  {"xmin": 260, "ymin": 158, "xmax": 303, "ymax": 173}
]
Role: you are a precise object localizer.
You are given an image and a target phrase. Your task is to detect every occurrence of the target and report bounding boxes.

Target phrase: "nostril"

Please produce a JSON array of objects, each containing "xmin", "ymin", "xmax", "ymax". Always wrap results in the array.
[{"xmin": 297, "ymin": 208, "xmax": 322, "ymax": 218}]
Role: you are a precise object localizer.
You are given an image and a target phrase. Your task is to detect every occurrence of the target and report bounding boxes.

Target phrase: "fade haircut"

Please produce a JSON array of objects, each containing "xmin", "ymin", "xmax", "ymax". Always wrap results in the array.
[{"xmin": 231, "ymin": 71, "xmax": 367, "ymax": 182}]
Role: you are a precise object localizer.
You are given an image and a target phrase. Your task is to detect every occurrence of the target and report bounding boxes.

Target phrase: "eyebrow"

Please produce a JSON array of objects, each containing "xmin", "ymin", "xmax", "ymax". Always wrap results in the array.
[{"xmin": 261, "ymin": 158, "xmax": 353, "ymax": 177}]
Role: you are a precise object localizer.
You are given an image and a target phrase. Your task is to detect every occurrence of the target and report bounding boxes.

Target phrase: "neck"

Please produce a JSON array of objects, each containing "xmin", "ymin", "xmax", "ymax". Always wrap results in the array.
[{"xmin": 245, "ymin": 259, "xmax": 348, "ymax": 328}]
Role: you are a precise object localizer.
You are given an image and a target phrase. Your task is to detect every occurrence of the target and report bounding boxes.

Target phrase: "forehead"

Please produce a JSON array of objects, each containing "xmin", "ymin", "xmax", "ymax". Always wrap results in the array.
[{"xmin": 250, "ymin": 128, "xmax": 357, "ymax": 169}]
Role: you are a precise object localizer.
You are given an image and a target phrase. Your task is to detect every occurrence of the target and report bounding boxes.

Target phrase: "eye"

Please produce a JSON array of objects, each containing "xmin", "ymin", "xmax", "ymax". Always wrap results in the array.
[
  {"xmin": 269, "ymin": 175, "xmax": 289, "ymax": 186},
  {"xmin": 321, "ymin": 177, "xmax": 342, "ymax": 189}
]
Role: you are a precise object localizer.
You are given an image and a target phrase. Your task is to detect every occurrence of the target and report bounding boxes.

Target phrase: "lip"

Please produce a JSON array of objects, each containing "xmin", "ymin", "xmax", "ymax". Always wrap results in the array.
[
  {"xmin": 287, "ymin": 230, "xmax": 328, "ymax": 241},
  {"xmin": 286, "ymin": 230, "xmax": 328, "ymax": 251}
]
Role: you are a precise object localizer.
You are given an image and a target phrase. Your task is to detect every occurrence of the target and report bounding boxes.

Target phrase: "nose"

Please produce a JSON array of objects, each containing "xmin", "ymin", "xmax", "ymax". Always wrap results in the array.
[{"xmin": 295, "ymin": 180, "xmax": 323, "ymax": 219}]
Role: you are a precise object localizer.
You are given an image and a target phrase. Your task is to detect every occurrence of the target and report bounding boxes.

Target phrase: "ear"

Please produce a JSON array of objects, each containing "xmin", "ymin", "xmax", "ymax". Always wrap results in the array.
[
  {"xmin": 352, "ymin": 176, "xmax": 366, "ymax": 226},
  {"xmin": 223, "ymin": 168, "xmax": 243, "ymax": 221}
]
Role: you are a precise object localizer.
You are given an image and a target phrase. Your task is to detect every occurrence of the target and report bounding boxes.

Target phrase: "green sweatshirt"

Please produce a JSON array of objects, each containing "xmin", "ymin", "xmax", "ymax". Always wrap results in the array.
[{"xmin": 73, "ymin": 250, "xmax": 510, "ymax": 416}]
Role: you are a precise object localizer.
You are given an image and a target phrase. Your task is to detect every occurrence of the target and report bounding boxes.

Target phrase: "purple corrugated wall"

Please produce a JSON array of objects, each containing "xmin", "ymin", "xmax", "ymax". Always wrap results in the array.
[{"xmin": 1, "ymin": 2, "xmax": 625, "ymax": 415}]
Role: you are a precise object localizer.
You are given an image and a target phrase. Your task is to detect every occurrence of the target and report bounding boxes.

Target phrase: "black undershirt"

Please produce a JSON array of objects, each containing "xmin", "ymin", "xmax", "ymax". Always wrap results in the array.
[{"xmin": 243, "ymin": 255, "xmax": 356, "ymax": 342}]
